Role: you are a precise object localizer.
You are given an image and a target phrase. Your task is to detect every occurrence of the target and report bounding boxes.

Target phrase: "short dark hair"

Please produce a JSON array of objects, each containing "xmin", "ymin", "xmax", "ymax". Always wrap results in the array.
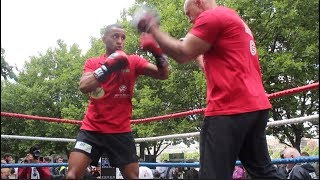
[
  {"xmin": 3, "ymin": 153, "xmax": 12, "ymax": 158},
  {"xmin": 104, "ymin": 24, "xmax": 123, "ymax": 35},
  {"xmin": 29, "ymin": 145, "xmax": 40, "ymax": 153}
]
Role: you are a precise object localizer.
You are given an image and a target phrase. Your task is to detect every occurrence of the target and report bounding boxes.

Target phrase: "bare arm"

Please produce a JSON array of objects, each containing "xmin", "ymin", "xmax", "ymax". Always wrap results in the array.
[
  {"xmin": 79, "ymin": 72, "xmax": 100, "ymax": 94},
  {"xmin": 149, "ymin": 26, "xmax": 211, "ymax": 64},
  {"xmin": 195, "ymin": 54, "xmax": 204, "ymax": 71},
  {"xmin": 143, "ymin": 62, "xmax": 169, "ymax": 80}
]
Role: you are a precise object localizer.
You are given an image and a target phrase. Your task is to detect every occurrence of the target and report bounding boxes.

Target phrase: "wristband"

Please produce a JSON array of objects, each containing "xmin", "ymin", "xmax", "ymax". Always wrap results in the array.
[
  {"xmin": 155, "ymin": 55, "xmax": 168, "ymax": 69},
  {"xmin": 93, "ymin": 64, "xmax": 109, "ymax": 82}
]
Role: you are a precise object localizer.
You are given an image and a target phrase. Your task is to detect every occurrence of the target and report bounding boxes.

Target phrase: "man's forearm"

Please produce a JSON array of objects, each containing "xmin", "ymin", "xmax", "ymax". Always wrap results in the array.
[
  {"xmin": 79, "ymin": 72, "xmax": 100, "ymax": 94},
  {"xmin": 149, "ymin": 27, "xmax": 192, "ymax": 64}
]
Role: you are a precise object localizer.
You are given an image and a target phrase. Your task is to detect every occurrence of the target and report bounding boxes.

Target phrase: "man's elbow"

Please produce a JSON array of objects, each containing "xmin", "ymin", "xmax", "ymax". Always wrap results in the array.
[
  {"xmin": 159, "ymin": 74, "xmax": 169, "ymax": 80},
  {"xmin": 174, "ymin": 55, "xmax": 193, "ymax": 64}
]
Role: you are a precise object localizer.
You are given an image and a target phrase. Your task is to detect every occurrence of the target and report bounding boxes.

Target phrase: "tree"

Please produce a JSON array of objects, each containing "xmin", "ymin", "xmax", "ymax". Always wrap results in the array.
[
  {"xmin": 1, "ymin": 48, "xmax": 17, "ymax": 80},
  {"xmin": 1, "ymin": 40, "xmax": 87, "ymax": 158}
]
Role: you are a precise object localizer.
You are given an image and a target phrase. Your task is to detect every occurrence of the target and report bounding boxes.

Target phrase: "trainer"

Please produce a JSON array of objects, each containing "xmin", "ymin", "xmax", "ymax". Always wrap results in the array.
[{"xmin": 132, "ymin": 0, "xmax": 283, "ymax": 179}]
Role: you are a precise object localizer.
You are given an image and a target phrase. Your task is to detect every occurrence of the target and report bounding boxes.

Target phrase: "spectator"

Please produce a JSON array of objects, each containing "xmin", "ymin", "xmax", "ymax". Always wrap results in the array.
[
  {"xmin": 153, "ymin": 169, "xmax": 161, "ymax": 179},
  {"xmin": 1, "ymin": 168, "xmax": 11, "ymax": 179},
  {"xmin": 301, "ymin": 151, "xmax": 319, "ymax": 179},
  {"xmin": 282, "ymin": 147, "xmax": 317, "ymax": 179},
  {"xmin": 276, "ymin": 149, "xmax": 289, "ymax": 178},
  {"xmin": 172, "ymin": 167, "xmax": 181, "ymax": 179},
  {"xmin": 139, "ymin": 166, "xmax": 154, "ymax": 179},
  {"xmin": 43, "ymin": 156, "xmax": 51, "ymax": 163},
  {"xmin": 156, "ymin": 160, "xmax": 169, "ymax": 179},
  {"xmin": 2, "ymin": 153, "xmax": 13, "ymax": 164},
  {"xmin": 1, "ymin": 153, "xmax": 16, "ymax": 179},
  {"xmin": 18, "ymin": 146, "xmax": 51, "ymax": 179},
  {"xmin": 186, "ymin": 167, "xmax": 199, "ymax": 179},
  {"xmin": 91, "ymin": 166, "xmax": 100, "ymax": 178},
  {"xmin": 51, "ymin": 155, "xmax": 67, "ymax": 179},
  {"xmin": 232, "ymin": 166, "xmax": 245, "ymax": 180}
]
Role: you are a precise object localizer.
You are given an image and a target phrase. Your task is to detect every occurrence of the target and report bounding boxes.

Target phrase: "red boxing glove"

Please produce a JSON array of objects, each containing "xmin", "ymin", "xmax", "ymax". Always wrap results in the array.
[
  {"xmin": 105, "ymin": 50, "xmax": 129, "ymax": 72},
  {"xmin": 93, "ymin": 50, "xmax": 128, "ymax": 82},
  {"xmin": 140, "ymin": 33, "xmax": 162, "ymax": 57}
]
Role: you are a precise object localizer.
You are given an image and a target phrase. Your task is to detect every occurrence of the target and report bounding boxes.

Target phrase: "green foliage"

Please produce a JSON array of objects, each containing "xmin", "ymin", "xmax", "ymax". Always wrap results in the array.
[
  {"xmin": 159, "ymin": 153, "xmax": 169, "ymax": 162},
  {"xmin": 1, "ymin": 0, "xmax": 318, "ymax": 160},
  {"xmin": 1, "ymin": 48, "xmax": 17, "ymax": 80},
  {"xmin": 1, "ymin": 40, "xmax": 85, "ymax": 159},
  {"xmin": 159, "ymin": 151, "xmax": 200, "ymax": 162},
  {"xmin": 302, "ymin": 144, "xmax": 319, "ymax": 156},
  {"xmin": 185, "ymin": 151, "xmax": 200, "ymax": 161}
]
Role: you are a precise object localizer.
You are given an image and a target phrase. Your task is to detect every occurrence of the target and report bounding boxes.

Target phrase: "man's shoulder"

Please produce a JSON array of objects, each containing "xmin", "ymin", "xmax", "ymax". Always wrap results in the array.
[
  {"xmin": 289, "ymin": 163, "xmax": 317, "ymax": 179},
  {"xmin": 86, "ymin": 55, "xmax": 104, "ymax": 62}
]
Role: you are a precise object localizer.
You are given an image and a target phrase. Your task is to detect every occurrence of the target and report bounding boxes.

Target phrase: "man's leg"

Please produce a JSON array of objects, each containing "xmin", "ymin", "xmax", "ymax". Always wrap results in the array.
[
  {"xmin": 199, "ymin": 115, "xmax": 250, "ymax": 179},
  {"xmin": 104, "ymin": 132, "xmax": 139, "ymax": 179},
  {"xmin": 239, "ymin": 110, "xmax": 284, "ymax": 179},
  {"xmin": 66, "ymin": 151, "xmax": 92, "ymax": 179},
  {"xmin": 119, "ymin": 162, "xmax": 139, "ymax": 179},
  {"xmin": 66, "ymin": 130, "xmax": 102, "ymax": 179}
]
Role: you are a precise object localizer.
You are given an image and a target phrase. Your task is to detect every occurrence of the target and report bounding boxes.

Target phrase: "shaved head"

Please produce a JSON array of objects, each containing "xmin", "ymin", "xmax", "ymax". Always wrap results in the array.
[
  {"xmin": 184, "ymin": 0, "xmax": 217, "ymax": 23},
  {"xmin": 283, "ymin": 147, "xmax": 301, "ymax": 158}
]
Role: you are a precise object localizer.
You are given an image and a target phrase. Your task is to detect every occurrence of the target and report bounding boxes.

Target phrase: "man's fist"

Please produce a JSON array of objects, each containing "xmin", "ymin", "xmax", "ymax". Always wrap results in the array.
[
  {"xmin": 93, "ymin": 50, "xmax": 128, "ymax": 82},
  {"xmin": 105, "ymin": 50, "xmax": 128, "ymax": 72},
  {"xmin": 140, "ymin": 33, "xmax": 162, "ymax": 57},
  {"xmin": 132, "ymin": 6, "xmax": 160, "ymax": 32}
]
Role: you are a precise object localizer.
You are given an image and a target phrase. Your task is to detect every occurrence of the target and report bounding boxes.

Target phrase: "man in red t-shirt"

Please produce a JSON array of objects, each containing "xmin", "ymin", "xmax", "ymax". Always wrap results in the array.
[
  {"xmin": 132, "ymin": 0, "xmax": 283, "ymax": 179},
  {"xmin": 66, "ymin": 24, "xmax": 169, "ymax": 179},
  {"xmin": 18, "ymin": 146, "xmax": 51, "ymax": 179}
]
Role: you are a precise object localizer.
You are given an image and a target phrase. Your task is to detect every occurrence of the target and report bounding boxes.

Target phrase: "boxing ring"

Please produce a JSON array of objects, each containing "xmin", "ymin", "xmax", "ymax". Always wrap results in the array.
[{"xmin": 1, "ymin": 82, "xmax": 319, "ymax": 169}]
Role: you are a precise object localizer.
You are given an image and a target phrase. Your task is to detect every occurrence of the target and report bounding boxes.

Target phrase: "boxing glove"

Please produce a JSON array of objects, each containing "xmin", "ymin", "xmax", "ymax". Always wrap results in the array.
[
  {"xmin": 140, "ymin": 33, "xmax": 162, "ymax": 57},
  {"xmin": 93, "ymin": 50, "xmax": 128, "ymax": 82},
  {"xmin": 140, "ymin": 33, "xmax": 168, "ymax": 68}
]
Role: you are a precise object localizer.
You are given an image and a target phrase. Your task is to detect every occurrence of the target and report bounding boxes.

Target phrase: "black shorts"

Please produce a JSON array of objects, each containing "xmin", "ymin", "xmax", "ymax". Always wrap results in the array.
[{"xmin": 72, "ymin": 130, "xmax": 138, "ymax": 167}]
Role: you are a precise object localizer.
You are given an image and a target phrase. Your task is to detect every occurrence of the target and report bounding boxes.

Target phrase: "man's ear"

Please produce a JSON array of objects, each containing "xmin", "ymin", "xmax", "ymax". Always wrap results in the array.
[{"xmin": 102, "ymin": 36, "xmax": 106, "ymax": 44}]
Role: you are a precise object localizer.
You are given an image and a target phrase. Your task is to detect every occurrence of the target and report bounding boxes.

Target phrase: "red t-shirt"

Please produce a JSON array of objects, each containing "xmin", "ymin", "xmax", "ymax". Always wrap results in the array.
[
  {"xmin": 80, "ymin": 54, "xmax": 149, "ymax": 133},
  {"xmin": 190, "ymin": 6, "xmax": 271, "ymax": 116}
]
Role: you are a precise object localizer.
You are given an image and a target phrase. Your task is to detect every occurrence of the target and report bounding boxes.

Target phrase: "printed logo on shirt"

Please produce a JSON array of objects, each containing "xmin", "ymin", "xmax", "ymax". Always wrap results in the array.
[
  {"xmin": 114, "ymin": 85, "xmax": 130, "ymax": 98},
  {"xmin": 250, "ymin": 40, "xmax": 257, "ymax": 56},
  {"xmin": 119, "ymin": 85, "xmax": 127, "ymax": 93},
  {"xmin": 242, "ymin": 21, "xmax": 253, "ymax": 38},
  {"xmin": 309, "ymin": 172, "xmax": 317, "ymax": 179},
  {"xmin": 74, "ymin": 141, "xmax": 92, "ymax": 154}
]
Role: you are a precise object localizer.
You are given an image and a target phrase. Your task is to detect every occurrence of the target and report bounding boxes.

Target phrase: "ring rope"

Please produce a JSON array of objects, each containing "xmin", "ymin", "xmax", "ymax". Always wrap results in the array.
[
  {"xmin": 2, "ymin": 114, "xmax": 318, "ymax": 143},
  {"xmin": 1, "ymin": 82, "xmax": 318, "ymax": 125},
  {"xmin": 1, "ymin": 156, "xmax": 318, "ymax": 168}
]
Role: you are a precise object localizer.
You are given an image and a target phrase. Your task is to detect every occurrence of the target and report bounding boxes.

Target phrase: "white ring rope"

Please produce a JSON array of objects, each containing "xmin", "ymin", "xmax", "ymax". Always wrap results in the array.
[{"xmin": 1, "ymin": 114, "xmax": 318, "ymax": 143}]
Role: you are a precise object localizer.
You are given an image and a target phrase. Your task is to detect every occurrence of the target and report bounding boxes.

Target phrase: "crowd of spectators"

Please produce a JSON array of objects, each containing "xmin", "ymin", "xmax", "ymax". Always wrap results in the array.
[{"xmin": 1, "ymin": 146, "xmax": 318, "ymax": 179}]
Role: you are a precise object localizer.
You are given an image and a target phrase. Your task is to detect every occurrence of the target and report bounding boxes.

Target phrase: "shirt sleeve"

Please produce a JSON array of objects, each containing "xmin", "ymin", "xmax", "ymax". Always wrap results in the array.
[
  {"xmin": 37, "ymin": 166, "xmax": 51, "ymax": 179},
  {"xmin": 18, "ymin": 167, "xmax": 30, "ymax": 179},
  {"xmin": 129, "ymin": 55, "xmax": 149, "ymax": 75},
  {"xmin": 190, "ymin": 11, "xmax": 222, "ymax": 44},
  {"xmin": 83, "ymin": 58, "xmax": 100, "ymax": 74}
]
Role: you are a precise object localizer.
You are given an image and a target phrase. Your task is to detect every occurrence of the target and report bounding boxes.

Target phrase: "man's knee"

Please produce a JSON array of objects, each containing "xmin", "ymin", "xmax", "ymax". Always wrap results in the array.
[{"xmin": 66, "ymin": 171, "xmax": 77, "ymax": 179}]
